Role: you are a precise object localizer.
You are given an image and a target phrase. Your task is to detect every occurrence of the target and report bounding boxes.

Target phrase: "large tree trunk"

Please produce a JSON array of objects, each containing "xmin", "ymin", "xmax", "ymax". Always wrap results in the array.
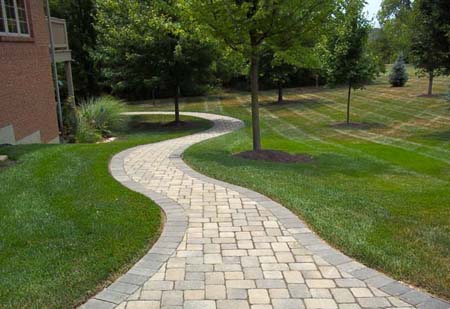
[
  {"xmin": 347, "ymin": 82, "xmax": 352, "ymax": 124},
  {"xmin": 428, "ymin": 71, "xmax": 434, "ymax": 96},
  {"xmin": 174, "ymin": 85, "xmax": 180, "ymax": 124},
  {"xmin": 250, "ymin": 45, "xmax": 261, "ymax": 151},
  {"xmin": 278, "ymin": 82, "xmax": 283, "ymax": 104}
]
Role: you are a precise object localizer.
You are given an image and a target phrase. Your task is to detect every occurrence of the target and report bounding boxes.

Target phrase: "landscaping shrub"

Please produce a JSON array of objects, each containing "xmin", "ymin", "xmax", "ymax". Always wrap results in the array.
[
  {"xmin": 389, "ymin": 54, "xmax": 408, "ymax": 87},
  {"xmin": 75, "ymin": 96, "xmax": 126, "ymax": 143}
]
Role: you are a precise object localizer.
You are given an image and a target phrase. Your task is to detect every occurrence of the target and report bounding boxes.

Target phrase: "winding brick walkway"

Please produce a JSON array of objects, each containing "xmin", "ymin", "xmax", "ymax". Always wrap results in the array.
[{"xmin": 83, "ymin": 112, "xmax": 449, "ymax": 309}]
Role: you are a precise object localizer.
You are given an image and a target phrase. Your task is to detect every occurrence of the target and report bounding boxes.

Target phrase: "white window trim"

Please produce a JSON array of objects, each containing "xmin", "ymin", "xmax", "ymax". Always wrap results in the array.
[{"xmin": 0, "ymin": 0, "xmax": 30, "ymax": 37}]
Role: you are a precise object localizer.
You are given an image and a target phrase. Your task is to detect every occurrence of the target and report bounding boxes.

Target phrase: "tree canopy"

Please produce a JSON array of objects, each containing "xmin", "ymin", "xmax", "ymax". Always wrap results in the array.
[
  {"xmin": 50, "ymin": 0, "xmax": 99, "ymax": 98},
  {"xmin": 410, "ymin": 0, "xmax": 450, "ymax": 95},
  {"xmin": 320, "ymin": 0, "xmax": 380, "ymax": 124},
  {"xmin": 183, "ymin": 0, "xmax": 333, "ymax": 150}
]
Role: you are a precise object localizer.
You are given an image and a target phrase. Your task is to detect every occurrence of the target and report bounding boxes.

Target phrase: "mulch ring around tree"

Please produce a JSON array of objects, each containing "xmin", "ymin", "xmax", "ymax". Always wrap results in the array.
[
  {"xmin": 234, "ymin": 149, "xmax": 313, "ymax": 164},
  {"xmin": 330, "ymin": 122, "xmax": 385, "ymax": 130}
]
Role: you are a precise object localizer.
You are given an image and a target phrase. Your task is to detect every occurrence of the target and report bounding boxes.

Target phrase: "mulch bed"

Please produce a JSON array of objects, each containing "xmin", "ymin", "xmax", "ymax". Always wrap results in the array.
[
  {"xmin": 330, "ymin": 122, "xmax": 385, "ymax": 130},
  {"xmin": 234, "ymin": 149, "xmax": 313, "ymax": 164}
]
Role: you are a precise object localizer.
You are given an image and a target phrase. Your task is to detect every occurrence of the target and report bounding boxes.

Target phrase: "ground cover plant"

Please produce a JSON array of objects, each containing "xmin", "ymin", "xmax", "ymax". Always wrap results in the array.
[
  {"xmin": 0, "ymin": 115, "xmax": 212, "ymax": 307},
  {"xmin": 129, "ymin": 72, "xmax": 450, "ymax": 300}
]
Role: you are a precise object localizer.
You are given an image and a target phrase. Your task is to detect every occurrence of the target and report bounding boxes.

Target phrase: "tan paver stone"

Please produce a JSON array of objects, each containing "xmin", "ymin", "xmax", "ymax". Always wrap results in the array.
[
  {"xmin": 185, "ymin": 300, "xmax": 216, "ymax": 309},
  {"xmin": 350, "ymin": 288, "xmax": 373, "ymax": 298},
  {"xmin": 249, "ymin": 289, "xmax": 270, "ymax": 304},
  {"xmin": 206, "ymin": 285, "xmax": 226, "ymax": 299},
  {"xmin": 304, "ymin": 298, "xmax": 338, "ymax": 309},
  {"xmin": 269, "ymin": 288, "xmax": 290, "ymax": 299},
  {"xmin": 217, "ymin": 300, "xmax": 250, "ymax": 309},
  {"xmin": 184, "ymin": 290, "xmax": 205, "ymax": 300},
  {"xmin": 126, "ymin": 301, "xmax": 160, "ymax": 309}
]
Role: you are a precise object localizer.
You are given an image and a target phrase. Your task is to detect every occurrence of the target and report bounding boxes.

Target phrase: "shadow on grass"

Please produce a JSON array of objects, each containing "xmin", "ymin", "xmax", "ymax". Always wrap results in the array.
[
  {"xmin": 118, "ymin": 115, "xmax": 213, "ymax": 136},
  {"xmin": 330, "ymin": 122, "xmax": 387, "ymax": 130},
  {"xmin": 192, "ymin": 147, "xmax": 398, "ymax": 178},
  {"xmin": 0, "ymin": 144, "xmax": 58, "ymax": 161},
  {"xmin": 422, "ymin": 129, "xmax": 450, "ymax": 141}
]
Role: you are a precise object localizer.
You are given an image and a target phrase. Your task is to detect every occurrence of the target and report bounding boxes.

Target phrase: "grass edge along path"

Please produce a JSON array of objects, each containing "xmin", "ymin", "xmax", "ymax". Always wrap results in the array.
[{"xmin": 0, "ymin": 115, "xmax": 212, "ymax": 308}]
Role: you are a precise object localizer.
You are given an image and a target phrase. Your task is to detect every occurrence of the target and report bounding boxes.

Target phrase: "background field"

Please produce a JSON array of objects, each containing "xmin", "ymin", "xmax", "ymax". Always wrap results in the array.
[{"xmin": 129, "ymin": 70, "xmax": 450, "ymax": 299}]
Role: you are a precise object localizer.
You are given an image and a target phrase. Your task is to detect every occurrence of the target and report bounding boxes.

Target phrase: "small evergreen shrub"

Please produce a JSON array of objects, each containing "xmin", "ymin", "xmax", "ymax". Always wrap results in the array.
[
  {"xmin": 389, "ymin": 54, "xmax": 408, "ymax": 87},
  {"xmin": 75, "ymin": 96, "xmax": 127, "ymax": 143}
]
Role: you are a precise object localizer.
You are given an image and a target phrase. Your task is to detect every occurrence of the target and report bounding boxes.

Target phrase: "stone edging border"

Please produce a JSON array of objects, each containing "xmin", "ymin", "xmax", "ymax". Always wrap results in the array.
[
  {"xmin": 83, "ymin": 112, "xmax": 449, "ymax": 309},
  {"xmin": 83, "ymin": 146, "xmax": 189, "ymax": 308}
]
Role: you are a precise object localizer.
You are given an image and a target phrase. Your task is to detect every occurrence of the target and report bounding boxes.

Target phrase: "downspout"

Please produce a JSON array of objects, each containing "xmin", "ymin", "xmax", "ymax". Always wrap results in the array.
[{"xmin": 45, "ymin": 0, "xmax": 63, "ymax": 134}]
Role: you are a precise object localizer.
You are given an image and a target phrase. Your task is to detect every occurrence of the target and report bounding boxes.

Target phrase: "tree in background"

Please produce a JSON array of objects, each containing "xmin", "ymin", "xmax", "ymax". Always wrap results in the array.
[
  {"xmin": 389, "ymin": 54, "xmax": 408, "ymax": 87},
  {"xmin": 270, "ymin": 29, "xmax": 326, "ymax": 103},
  {"xmin": 162, "ymin": 36, "xmax": 216, "ymax": 124},
  {"xmin": 321, "ymin": 0, "xmax": 379, "ymax": 124},
  {"xmin": 377, "ymin": 0, "xmax": 413, "ymax": 62},
  {"xmin": 410, "ymin": 0, "xmax": 450, "ymax": 96},
  {"xmin": 184, "ymin": 0, "xmax": 332, "ymax": 151},
  {"xmin": 259, "ymin": 50, "xmax": 297, "ymax": 104},
  {"xmin": 50, "ymin": 0, "xmax": 99, "ymax": 98},
  {"xmin": 94, "ymin": 0, "xmax": 217, "ymax": 123}
]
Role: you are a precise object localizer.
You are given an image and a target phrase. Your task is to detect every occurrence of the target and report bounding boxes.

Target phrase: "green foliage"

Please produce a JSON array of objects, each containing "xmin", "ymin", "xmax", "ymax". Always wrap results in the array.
[
  {"xmin": 389, "ymin": 54, "xmax": 409, "ymax": 87},
  {"xmin": 260, "ymin": 50, "xmax": 297, "ymax": 86},
  {"xmin": 368, "ymin": 28, "xmax": 392, "ymax": 65},
  {"xmin": 377, "ymin": 0, "xmax": 413, "ymax": 62},
  {"xmin": 185, "ymin": 0, "xmax": 332, "ymax": 58},
  {"xmin": 410, "ymin": 0, "xmax": 450, "ymax": 84},
  {"xmin": 320, "ymin": 0, "xmax": 379, "ymax": 88},
  {"xmin": 93, "ymin": 0, "xmax": 219, "ymax": 100},
  {"xmin": 183, "ymin": 0, "xmax": 332, "ymax": 149},
  {"xmin": 75, "ymin": 96, "xmax": 126, "ymax": 143},
  {"xmin": 49, "ymin": 0, "xmax": 100, "ymax": 98}
]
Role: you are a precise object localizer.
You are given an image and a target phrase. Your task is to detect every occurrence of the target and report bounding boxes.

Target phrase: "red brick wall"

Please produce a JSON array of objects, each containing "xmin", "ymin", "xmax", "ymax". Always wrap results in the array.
[{"xmin": 0, "ymin": 0, "xmax": 59, "ymax": 143}]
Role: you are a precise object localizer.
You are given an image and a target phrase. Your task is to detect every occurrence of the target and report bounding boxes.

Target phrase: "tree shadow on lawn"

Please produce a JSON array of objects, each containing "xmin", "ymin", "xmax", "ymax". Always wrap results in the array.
[
  {"xmin": 197, "ymin": 148, "xmax": 400, "ymax": 178},
  {"xmin": 260, "ymin": 98, "xmax": 334, "ymax": 110},
  {"xmin": 330, "ymin": 122, "xmax": 387, "ymax": 130},
  {"xmin": 421, "ymin": 129, "xmax": 450, "ymax": 141},
  {"xmin": 119, "ymin": 115, "xmax": 211, "ymax": 135},
  {"xmin": 0, "ymin": 144, "xmax": 58, "ymax": 162}
]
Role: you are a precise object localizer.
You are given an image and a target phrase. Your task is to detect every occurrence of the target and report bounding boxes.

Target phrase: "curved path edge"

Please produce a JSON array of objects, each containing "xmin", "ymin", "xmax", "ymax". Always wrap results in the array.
[{"xmin": 83, "ymin": 112, "xmax": 449, "ymax": 309}]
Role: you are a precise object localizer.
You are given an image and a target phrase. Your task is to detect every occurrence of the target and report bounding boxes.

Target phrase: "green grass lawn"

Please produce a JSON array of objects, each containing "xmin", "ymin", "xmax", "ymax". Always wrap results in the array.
[
  {"xmin": 0, "ymin": 115, "xmax": 212, "ymax": 308},
  {"xmin": 130, "ymin": 72, "xmax": 450, "ymax": 300}
]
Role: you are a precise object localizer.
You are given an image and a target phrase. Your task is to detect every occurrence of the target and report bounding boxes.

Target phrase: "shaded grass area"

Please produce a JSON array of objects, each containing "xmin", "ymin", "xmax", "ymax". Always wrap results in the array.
[
  {"xmin": 0, "ymin": 115, "xmax": 212, "ymax": 308},
  {"xmin": 130, "ymin": 73, "xmax": 450, "ymax": 299}
]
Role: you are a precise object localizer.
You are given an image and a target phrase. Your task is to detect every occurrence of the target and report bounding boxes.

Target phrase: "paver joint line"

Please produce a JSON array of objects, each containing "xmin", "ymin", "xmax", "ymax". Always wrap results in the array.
[{"xmin": 82, "ymin": 112, "xmax": 449, "ymax": 309}]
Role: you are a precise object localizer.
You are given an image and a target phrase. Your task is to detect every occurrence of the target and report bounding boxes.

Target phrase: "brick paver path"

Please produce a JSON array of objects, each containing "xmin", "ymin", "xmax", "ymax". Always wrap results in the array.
[{"xmin": 84, "ymin": 112, "xmax": 449, "ymax": 309}]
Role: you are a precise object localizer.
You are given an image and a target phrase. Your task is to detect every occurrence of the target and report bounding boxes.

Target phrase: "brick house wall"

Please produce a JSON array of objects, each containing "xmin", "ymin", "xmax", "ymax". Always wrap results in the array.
[{"xmin": 0, "ymin": 0, "xmax": 59, "ymax": 144}]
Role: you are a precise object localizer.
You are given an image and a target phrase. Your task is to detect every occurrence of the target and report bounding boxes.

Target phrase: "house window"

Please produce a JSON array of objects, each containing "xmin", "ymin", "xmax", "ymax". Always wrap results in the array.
[{"xmin": 0, "ymin": 0, "xmax": 29, "ymax": 36}]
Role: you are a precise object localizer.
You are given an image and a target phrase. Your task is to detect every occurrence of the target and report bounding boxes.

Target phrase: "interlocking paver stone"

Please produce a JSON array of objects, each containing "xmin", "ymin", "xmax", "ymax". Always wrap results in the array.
[{"xmin": 84, "ymin": 112, "xmax": 448, "ymax": 309}]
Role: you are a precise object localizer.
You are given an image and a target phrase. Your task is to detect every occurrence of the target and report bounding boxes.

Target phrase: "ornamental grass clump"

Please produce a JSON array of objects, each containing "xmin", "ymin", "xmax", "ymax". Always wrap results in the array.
[{"xmin": 75, "ymin": 96, "xmax": 127, "ymax": 143}]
